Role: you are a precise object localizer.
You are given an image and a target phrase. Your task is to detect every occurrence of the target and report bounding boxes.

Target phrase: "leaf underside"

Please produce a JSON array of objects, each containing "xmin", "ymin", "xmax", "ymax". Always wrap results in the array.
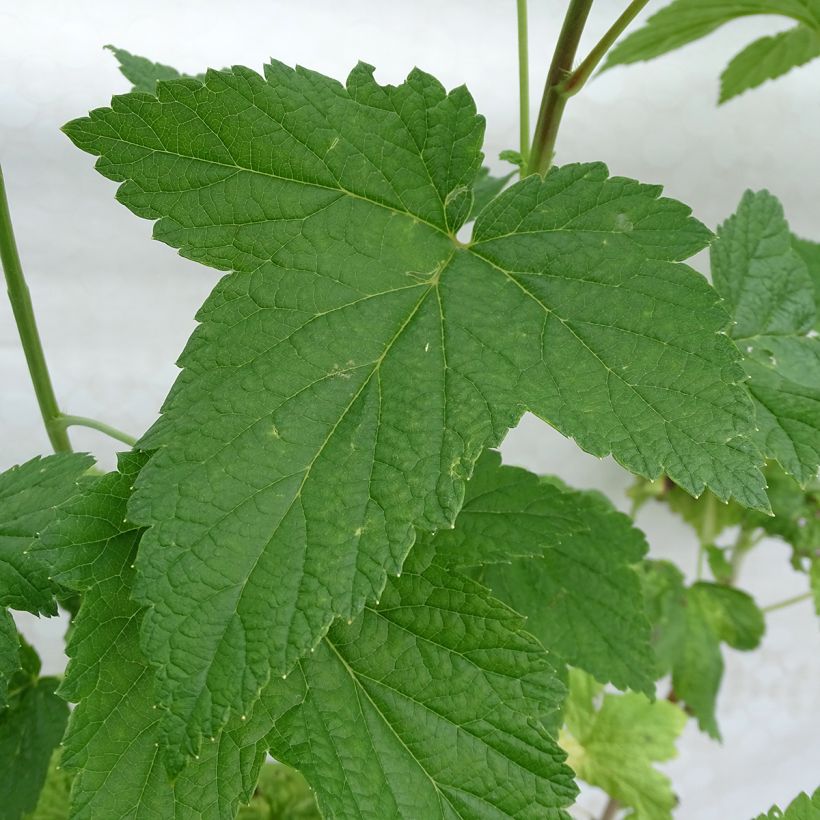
[{"xmin": 64, "ymin": 58, "xmax": 765, "ymax": 760}]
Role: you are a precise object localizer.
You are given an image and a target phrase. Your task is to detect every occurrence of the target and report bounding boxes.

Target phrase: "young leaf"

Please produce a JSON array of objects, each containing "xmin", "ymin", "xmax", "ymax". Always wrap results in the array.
[
  {"xmin": 712, "ymin": 190, "xmax": 820, "ymax": 486},
  {"xmin": 432, "ymin": 450, "xmax": 656, "ymax": 695},
  {"xmin": 34, "ymin": 454, "xmax": 275, "ymax": 817},
  {"xmin": 641, "ymin": 562, "xmax": 765, "ymax": 737},
  {"xmin": 264, "ymin": 540, "xmax": 576, "ymax": 820},
  {"xmin": 64, "ymin": 60, "xmax": 766, "ymax": 758},
  {"xmin": 603, "ymin": 0, "xmax": 820, "ymax": 103},
  {"xmin": 559, "ymin": 669, "xmax": 686, "ymax": 820},
  {"xmin": 0, "ymin": 640, "xmax": 69, "ymax": 820},
  {"xmin": 754, "ymin": 787, "xmax": 820, "ymax": 820},
  {"xmin": 0, "ymin": 608, "xmax": 20, "ymax": 707},
  {"xmin": 719, "ymin": 26, "xmax": 820, "ymax": 104},
  {"xmin": 0, "ymin": 453, "xmax": 93, "ymax": 615}
]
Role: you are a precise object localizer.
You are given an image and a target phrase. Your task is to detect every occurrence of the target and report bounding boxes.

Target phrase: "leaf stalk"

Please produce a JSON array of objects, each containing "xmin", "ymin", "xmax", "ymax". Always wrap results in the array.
[
  {"xmin": 516, "ymin": 0, "xmax": 531, "ymax": 172},
  {"xmin": 57, "ymin": 415, "xmax": 137, "ymax": 447}
]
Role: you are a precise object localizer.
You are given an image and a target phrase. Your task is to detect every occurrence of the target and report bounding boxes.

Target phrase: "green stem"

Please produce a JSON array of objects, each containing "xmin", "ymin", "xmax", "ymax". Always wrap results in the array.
[
  {"xmin": 560, "ymin": 0, "xmax": 651, "ymax": 97},
  {"xmin": 696, "ymin": 492, "xmax": 719, "ymax": 579},
  {"xmin": 57, "ymin": 415, "xmax": 137, "ymax": 447},
  {"xmin": 0, "ymin": 164, "xmax": 72, "ymax": 453},
  {"xmin": 516, "ymin": 0, "xmax": 531, "ymax": 171},
  {"xmin": 728, "ymin": 528, "xmax": 763, "ymax": 585},
  {"xmin": 528, "ymin": 0, "xmax": 594, "ymax": 176},
  {"xmin": 762, "ymin": 591, "xmax": 813, "ymax": 613}
]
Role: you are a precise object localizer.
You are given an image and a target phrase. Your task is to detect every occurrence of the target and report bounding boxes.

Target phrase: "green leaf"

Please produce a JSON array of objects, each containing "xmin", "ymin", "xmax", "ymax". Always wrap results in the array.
[
  {"xmin": 0, "ymin": 608, "xmax": 20, "ymax": 707},
  {"xmin": 23, "ymin": 751, "xmax": 72, "ymax": 820},
  {"xmin": 604, "ymin": 0, "xmax": 820, "ymax": 103},
  {"xmin": 720, "ymin": 26, "xmax": 820, "ymax": 103},
  {"xmin": 34, "ymin": 454, "xmax": 275, "ymax": 817},
  {"xmin": 65, "ymin": 60, "xmax": 766, "ymax": 758},
  {"xmin": 0, "ymin": 663, "xmax": 69, "ymax": 820},
  {"xmin": 264, "ymin": 539, "xmax": 576, "ymax": 819},
  {"xmin": 640, "ymin": 562, "xmax": 764, "ymax": 737},
  {"xmin": 713, "ymin": 190, "xmax": 820, "ymax": 486},
  {"xmin": 433, "ymin": 450, "xmax": 655, "ymax": 695},
  {"xmin": 754, "ymin": 787, "xmax": 820, "ymax": 820},
  {"xmin": 236, "ymin": 763, "xmax": 320, "ymax": 820},
  {"xmin": 105, "ymin": 45, "xmax": 185, "ymax": 93},
  {"xmin": 0, "ymin": 453, "xmax": 93, "ymax": 614},
  {"xmin": 559, "ymin": 669, "xmax": 686, "ymax": 820}
]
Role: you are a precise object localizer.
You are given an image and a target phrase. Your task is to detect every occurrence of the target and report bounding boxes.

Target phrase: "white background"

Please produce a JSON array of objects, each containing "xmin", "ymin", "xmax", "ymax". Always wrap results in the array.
[{"xmin": 1, "ymin": 1, "xmax": 819, "ymax": 817}]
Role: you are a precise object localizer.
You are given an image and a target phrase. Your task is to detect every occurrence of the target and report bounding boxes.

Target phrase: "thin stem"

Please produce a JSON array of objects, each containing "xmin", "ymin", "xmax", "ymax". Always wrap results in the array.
[
  {"xmin": 728, "ymin": 528, "xmax": 763, "ymax": 585},
  {"xmin": 600, "ymin": 797, "xmax": 620, "ymax": 820},
  {"xmin": 57, "ymin": 415, "xmax": 137, "ymax": 447},
  {"xmin": 762, "ymin": 592, "xmax": 813, "ymax": 613},
  {"xmin": 516, "ymin": 0, "xmax": 531, "ymax": 171},
  {"xmin": 0, "ymin": 164, "xmax": 72, "ymax": 453},
  {"xmin": 528, "ymin": 0, "xmax": 594, "ymax": 176},
  {"xmin": 560, "ymin": 0, "xmax": 651, "ymax": 97}
]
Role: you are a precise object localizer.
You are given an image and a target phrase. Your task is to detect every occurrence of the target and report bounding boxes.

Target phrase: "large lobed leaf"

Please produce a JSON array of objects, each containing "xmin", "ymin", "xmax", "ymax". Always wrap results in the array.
[
  {"xmin": 432, "ymin": 450, "xmax": 656, "ymax": 695},
  {"xmin": 604, "ymin": 0, "xmax": 820, "ymax": 103},
  {"xmin": 64, "ymin": 58, "xmax": 765, "ymax": 759},
  {"xmin": 713, "ymin": 190, "xmax": 820, "ymax": 486},
  {"xmin": 37, "ymin": 455, "xmax": 576, "ymax": 817}
]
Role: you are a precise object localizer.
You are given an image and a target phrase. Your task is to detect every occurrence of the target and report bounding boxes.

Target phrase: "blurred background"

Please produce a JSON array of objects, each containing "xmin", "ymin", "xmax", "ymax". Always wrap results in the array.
[{"xmin": 1, "ymin": 1, "xmax": 818, "ymax": 817}]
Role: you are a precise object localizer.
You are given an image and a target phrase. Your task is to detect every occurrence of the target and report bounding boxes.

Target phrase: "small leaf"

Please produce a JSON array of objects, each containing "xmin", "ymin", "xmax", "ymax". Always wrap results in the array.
[
  {"xmin": 640, "ymin": 562, "xmax": 765, "ymax": 737},
  {"xmin": 720, "ymin": 26, "xmax": 820, "ymax": 103},
  {"xmin": 713, "ymin": 190, "xmax": 820, "ymax": 486},
  {"xmin": 705, "ymin": 544, "xmax": 733, "ymax": 584},
  {"xmin": 560, "ymin": 669, "xmax": 686, "ymax": 820},
  {"xmin": 604, "ymin": 0, "xmax": 820, "ymax": 103},
  {"xmin": 433, "ymin": 450, "xmax": 656, "ymax": 695}
]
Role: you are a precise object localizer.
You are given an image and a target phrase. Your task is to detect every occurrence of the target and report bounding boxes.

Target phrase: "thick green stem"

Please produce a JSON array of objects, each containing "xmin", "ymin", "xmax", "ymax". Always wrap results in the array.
[
  {"xmin": 528, "ymin": 0, "xmax": 594, "ymax": 175},
  {"xmin": 763, "ymin": 591, "xmax": 813, "ymax": 613},
  {"xmin": 560, "ymin": 0, "xmax": 651, "ymax": 97},
  {"xmin": 0, "ymin": 164, "xmax": 72, "ymax": 453},
  {"xmin": 58, "ymin": 415, "xmax": 137, "ymax": 447},
  {"xmin": 516, "ymin": 0, "xmax": 531, "ymax": 171}
]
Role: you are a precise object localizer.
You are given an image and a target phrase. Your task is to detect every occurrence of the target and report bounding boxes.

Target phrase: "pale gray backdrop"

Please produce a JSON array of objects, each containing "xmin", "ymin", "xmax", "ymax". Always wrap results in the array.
[{"xmin": 1, "ymin": 1, "xmax": 819, "ymax": 817}]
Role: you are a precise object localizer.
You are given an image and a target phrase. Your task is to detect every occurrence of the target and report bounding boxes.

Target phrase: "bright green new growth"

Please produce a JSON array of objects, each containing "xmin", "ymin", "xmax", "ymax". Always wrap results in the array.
[
  {"xmin": 712, "ymin": 190, "xmax": 820, "ymax": 486},
  {"xmin": 604, "ymin": 0, "xmax": 820, "ymax": 102},
  {"xmin": 641, "ymin": 561, "xmax": 764, "ymax": 737},
  {"xmin": 431, "ymin": 450, "xmax": 655, "ymax": 695},
  {"xmin": 63, "ymin": 56, "xmax": 768, "ymax": 761},
  {"xmin": 560, "ymin": 669, "xmax": 687, "ymax": 820},
  {"xmin": 236, "ymin": 763, "xmax": 319, "ymax": 820},
  {"xmin": 754, "ymin": 787, "xmax": 820, "ymax": 820}
]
